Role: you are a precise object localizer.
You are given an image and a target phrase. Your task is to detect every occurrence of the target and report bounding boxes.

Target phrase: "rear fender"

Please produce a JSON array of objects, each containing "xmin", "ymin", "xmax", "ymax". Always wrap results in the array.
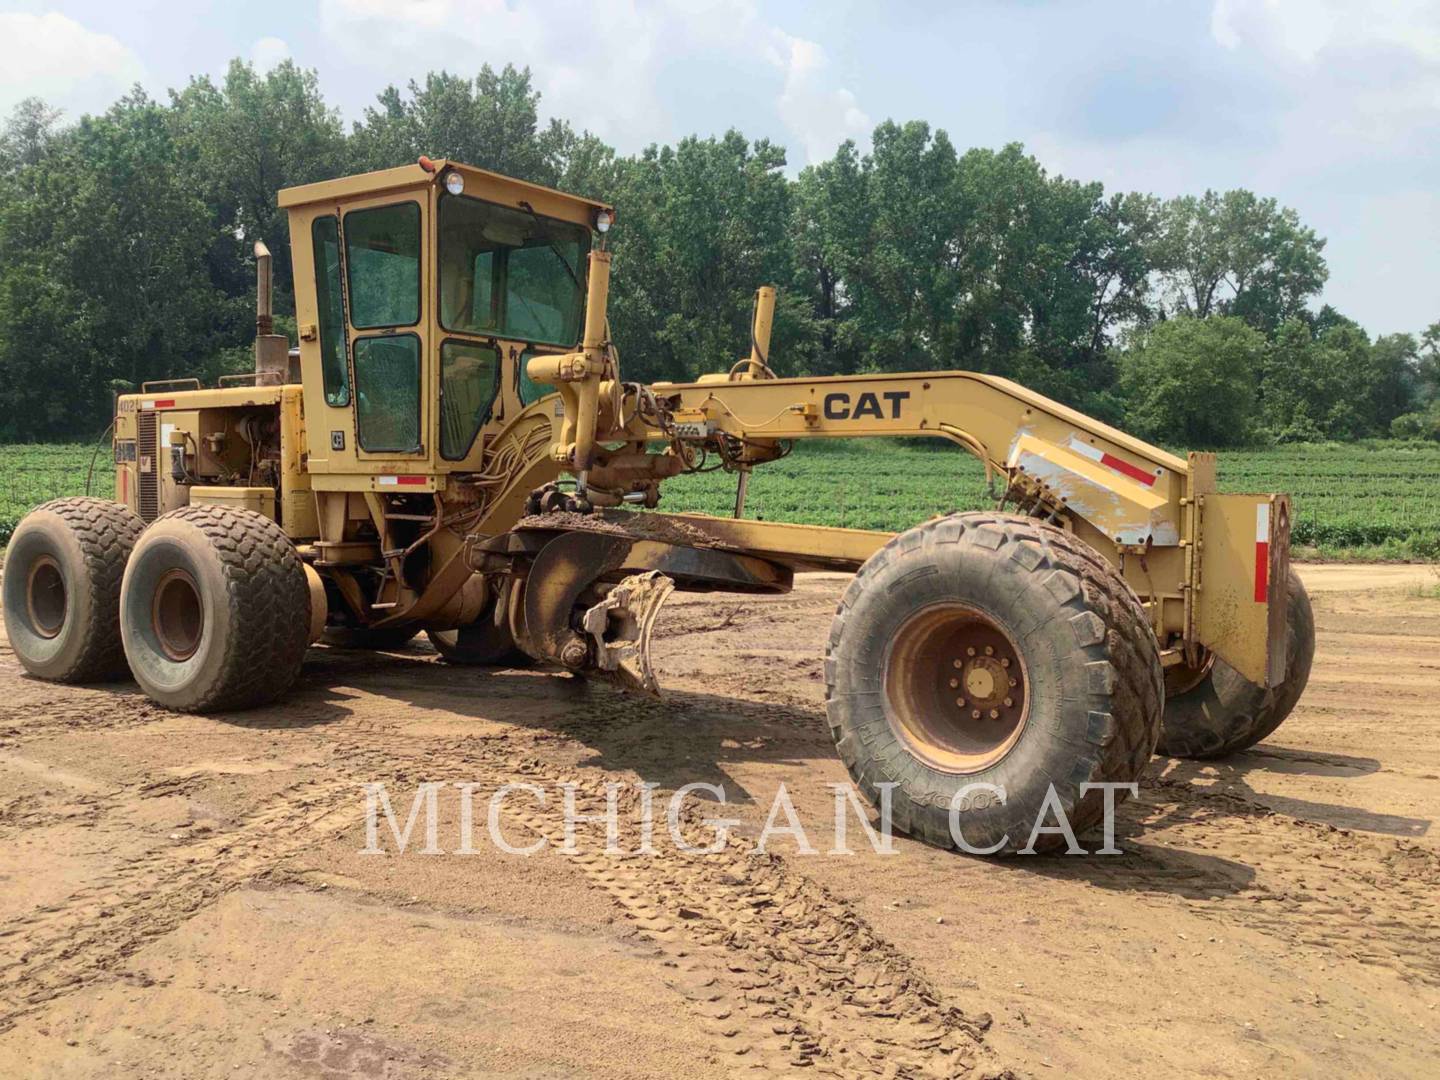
[{"xmin": 1195, "ymin": 494, "xmax": 1291, "ymax": 687}]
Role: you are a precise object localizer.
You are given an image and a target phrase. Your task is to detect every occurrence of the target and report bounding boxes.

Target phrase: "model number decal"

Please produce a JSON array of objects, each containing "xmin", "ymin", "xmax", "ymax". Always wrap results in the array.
[{"xmin": 823, "ymin": 390, "xmax": 909, "ymax": 421}]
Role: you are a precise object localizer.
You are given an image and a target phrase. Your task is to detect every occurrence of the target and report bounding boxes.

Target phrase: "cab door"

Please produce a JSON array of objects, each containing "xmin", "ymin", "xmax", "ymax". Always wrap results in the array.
[{"xmin": 340, "ymin": 197, "xmax": 428, "ymax": 461}]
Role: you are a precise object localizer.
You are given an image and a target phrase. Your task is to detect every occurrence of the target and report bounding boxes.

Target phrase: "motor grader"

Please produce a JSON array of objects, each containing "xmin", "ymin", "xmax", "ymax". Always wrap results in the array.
[{"xmin": 3, "ymin": 159, "xmax": 1313, "ymax": 853}]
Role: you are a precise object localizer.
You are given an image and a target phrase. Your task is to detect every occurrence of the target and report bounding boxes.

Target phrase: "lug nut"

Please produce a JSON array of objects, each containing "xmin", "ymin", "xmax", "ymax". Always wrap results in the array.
[
  {"xmin": 949, "ymin": 677, "xmax": 959, "ymax": 688},
  {"xmin": 1009, "ymin": 678, "xmax": 1017, "ymax": 688},
  {"xmin": 984, "ymin": 645, "xmax": 994, "ymax": 656},
  {"xmin": 1000, "ymin": 658, "xmax": 1011, "ymax": 668},
  {"xmin": 989, "ymin": 709, "xmax": 999, "ymax": 719},
  {"xmin": 966, "ymin": 646, "xmax": 976, "ymax": 657},
  {"xmin": 1003, "ymin": 697, "xmax": 1013, "ymax": 707},
  {"xmin": 953, "ymin": 658, "xmax": 963, "ymax": 668},
  {"xmin": 955, "ymin": 697, "xmax": 965, "ymax": 707},
  {"xmin": 971, "ymin": 710, "xmax": 982, "ymax": 720}
]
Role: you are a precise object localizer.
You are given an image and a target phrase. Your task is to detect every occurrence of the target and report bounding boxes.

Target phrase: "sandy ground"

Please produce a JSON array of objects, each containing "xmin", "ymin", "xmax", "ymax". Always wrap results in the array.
[{"xmin": 0, "ymin": 562, "xmax": 1437, "ymax": 1079}]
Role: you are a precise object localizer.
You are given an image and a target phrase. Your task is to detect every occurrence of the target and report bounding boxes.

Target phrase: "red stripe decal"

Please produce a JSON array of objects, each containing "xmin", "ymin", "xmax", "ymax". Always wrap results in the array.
[
  {"xmin": 1254, "ymin": 541, "xmax": 1269, "ymax": 603},
  {"xmin": 396, "ymin": 475, "xmax": 426, "ymax": 485},
  {"xmin": 1099, "ymin": 452, "xmax": 1156, "ymax": 487},
  {"xmin": 152, "ymin": 398, "xmax": 175, "ymax": 408}
]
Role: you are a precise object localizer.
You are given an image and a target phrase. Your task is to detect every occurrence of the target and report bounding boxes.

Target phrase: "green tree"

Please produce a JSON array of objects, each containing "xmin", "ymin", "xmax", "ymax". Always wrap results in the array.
[
  {"xmin": 1118, "ymin": 316, "xmax": 1266, "ymax": 447},
  {"xmin": 348, "ymin": 65, "xmax": 584, "ymax": 190},
  {"xmin": 170, "ymin": 59, "xmax": 347, "ymax": 315},
  {"xmin": 605, "ymin": 131, "xmax": 809, "ymax": 383},
  {"xmin": 1361, "ymin": 332, "xmax": 1418, "ymax": 433},
  {"xmin": 0, "ymin": 97, "xmax": 64, "ymax": 174},
  {"xmin": 1158, "ymin": 189, "xmax": 1327, "ymax": 333},
  {"xmin": 0, "ymin": 90, "xmax": 234, "ymax": 437},
  {"xmin": 791, "ymin": 140, "xmax": 869, "ymax": 374},
  {"xmin": 1417, "ymin": 321, "xmax": 1440, "ymax": 402},
  {"xmin": 1259, "ymin": 319, "xmax": 1370, "ymax": 441}
]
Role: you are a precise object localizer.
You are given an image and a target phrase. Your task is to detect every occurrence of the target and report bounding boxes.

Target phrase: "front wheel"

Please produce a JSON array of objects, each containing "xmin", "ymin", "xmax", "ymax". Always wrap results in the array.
[
  {"xmin": 1158, "ymin": 570, "xmax": 1314, "ymax": 759},
  {"xmin": 825, "ymin": 513, "xmax": 1163, "ymax": 855},
  {"xmin": 120, "ymin": 506, "xmax": 311, "ymax": 712}
]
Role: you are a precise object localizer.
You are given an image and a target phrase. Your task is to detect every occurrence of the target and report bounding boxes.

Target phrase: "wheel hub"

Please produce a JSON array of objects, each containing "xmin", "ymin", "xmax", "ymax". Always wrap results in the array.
[
  {"xmin": 26, "ymin": 555, "xmax": 66, "ymax": 638},
  {"xmin": 884, "ymin": 603, "xmax": 1029, "ymax": 774},
  {"xmin": 152, "ymin": 568, "xmax": 203, "ymax": 661}
]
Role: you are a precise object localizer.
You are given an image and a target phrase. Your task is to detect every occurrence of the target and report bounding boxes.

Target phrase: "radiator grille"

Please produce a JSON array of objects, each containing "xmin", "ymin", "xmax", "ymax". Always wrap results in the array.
[{"xmin": 137, "ymin": 411, "xmax": 159, "ymax": 522}]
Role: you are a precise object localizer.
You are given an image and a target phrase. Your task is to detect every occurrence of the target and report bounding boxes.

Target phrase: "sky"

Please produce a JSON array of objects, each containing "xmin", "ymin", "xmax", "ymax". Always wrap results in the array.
[{"xmin": 1, "ymin": 0, "xmax": 1437, "ymax": 337}]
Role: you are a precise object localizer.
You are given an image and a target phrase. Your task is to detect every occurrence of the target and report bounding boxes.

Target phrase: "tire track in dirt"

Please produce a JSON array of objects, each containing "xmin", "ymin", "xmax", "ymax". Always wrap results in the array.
[
  {"xmin": 496, "ymin": 769, "xmax": 997, "ymax": 1077},
  {"xmin": 0, "ymin": 711, "xmax": 1011, "ymax": 1077},
  {"xmin": 332, "ymin": 734, "xmax": 1007, "ymax": 1079},
  {"xmin": 0, "ymin": 683, "xmax": 172, "ymax": 747},
  {"xmin": 0, "ymin": 774, "xmax": 358, "ymax": 1030},
  {"xmin": 0, "ymin": 770, "xmax": 203, "ymax": 836},
  {"xmin": 1059, "ymin": 773, "xmax": 1440, "ymax": 987}
]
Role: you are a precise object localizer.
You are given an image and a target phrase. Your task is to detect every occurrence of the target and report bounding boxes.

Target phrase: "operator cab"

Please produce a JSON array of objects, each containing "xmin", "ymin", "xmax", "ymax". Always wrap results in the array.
[{"xmin": 279, "ymin": 160, "xmax": 612, "ymax": 481}]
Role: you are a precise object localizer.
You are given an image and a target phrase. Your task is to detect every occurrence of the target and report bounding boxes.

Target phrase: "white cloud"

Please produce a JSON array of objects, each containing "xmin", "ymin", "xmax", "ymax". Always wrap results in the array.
[
  {"xmin": 1211, "ymin": 0, "xmax": 1440, "ymax": 63},
  {"xmin": 773, "ymin": 35, "xmax": 871, "ymax": 164},
  {"xmin": 1206, "ymin": 0, "xmax": 1440, "ymax": 153},
  {"xmin": 1021, "ymin": 3, "xmax": 1440, "ymax": 333},
  {"xmin": 251, "ymin": 36, "xmax": 291, "ymax": 74},
  {"xmin": 0, "ymin": 12, "xmax": 145, "ymax": 118},
  {"xmin": 317, "ymin": 0, "xmax": 867, "ymax": 165}
]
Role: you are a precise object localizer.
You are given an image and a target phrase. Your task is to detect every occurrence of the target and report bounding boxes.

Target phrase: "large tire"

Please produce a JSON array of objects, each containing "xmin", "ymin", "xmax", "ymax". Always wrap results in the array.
[
  {"xmin": 826, "ymin": 512, "xmax": 1163, "ymax": 855},
  {"xmin": 1157, "ymin": 569, "xmax": 1314, "ymax": 759},
  {"xmin": 2, "ymin": 497, "xmax": 144, "ymax": 682},
  {"xmin": 120, "ymin": 505, "xmax": 310, "ymax": 712},
  {"xmin": 321, "ymin": 625, "xmax": 419, "ymax": 650},
  {"xmin": 426, "ymin": 607, "xmax": 533, "ymax": 667}
]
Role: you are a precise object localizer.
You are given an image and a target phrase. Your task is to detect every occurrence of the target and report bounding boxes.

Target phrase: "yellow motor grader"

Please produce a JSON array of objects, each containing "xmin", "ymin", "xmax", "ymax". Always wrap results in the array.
[{"xmin": 3, "ymin": 159, "xmax": 1312, "ymax": 853}]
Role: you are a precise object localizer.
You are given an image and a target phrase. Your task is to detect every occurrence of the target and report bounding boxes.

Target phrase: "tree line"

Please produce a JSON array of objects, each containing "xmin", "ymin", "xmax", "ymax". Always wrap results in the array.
[{"xmin": 1, "ymin": 60, "xmax": 1437, "ymax": 445}]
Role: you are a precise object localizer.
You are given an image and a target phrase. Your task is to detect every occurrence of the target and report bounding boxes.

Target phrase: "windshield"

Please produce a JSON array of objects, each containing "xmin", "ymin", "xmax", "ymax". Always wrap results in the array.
[{"xmin": 438, "ymin": 194, "xmax": 589, "ymax": 347}]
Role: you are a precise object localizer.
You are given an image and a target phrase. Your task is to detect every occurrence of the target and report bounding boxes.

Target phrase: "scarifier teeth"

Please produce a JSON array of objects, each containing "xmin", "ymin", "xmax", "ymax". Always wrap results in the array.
[{"xmin": 580, "ymin": 570, "xmax": 675, "ymax": 697}]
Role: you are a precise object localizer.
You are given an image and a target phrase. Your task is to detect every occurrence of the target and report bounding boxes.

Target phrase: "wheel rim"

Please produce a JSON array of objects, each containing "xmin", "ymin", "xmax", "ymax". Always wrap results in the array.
[
  {"xmin": 26, "ymin": 555, "xmax": 66, "ymax": 638},
  {"xmin": 152, "ymin": 568, "xmax": 203, "ymax": 661},
  {"xmin": 883, "ymin": 603, "xmax": 1029, "ymax": 774}
]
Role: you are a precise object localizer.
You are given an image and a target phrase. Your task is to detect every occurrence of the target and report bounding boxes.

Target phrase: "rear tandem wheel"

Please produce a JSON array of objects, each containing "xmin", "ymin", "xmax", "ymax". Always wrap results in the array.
[
  {"xmin": 1157, "ymin": 568, "xmax": 1315, "ymax": 759},
  {"xmin": 2, "ymin": 497, "xmax": 144, "ymax": 682},
  {"xmin": 120, "ymin": 505, "xmax": 311, "ymax": 712}
]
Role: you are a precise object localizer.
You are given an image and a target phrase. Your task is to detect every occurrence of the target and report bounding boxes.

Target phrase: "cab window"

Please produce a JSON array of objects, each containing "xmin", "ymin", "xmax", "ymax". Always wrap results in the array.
[
  {"xmin": 439, "ymin": 341, "xmax": 500, "ymax": 459},
  {"xmin": 311, "ymin": 215, "xmax": 349, "ymax": 406},
  {"xmin": 345, "ymin": 202, "xmax": 421, "ymax": 329},
  {"xmin": 354, "ymin": 335, "xmax": 421, "ymax": 452},
  {"xmin": 438, "ymin": 194, "xmax": 587, "ymax": 347}
]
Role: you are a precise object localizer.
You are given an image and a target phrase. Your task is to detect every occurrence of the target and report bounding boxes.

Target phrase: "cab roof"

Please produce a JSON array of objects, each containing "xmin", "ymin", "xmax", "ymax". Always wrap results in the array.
[{"xmin": 277, "ymin": 159, "xmax": 612, "ymax": 232}]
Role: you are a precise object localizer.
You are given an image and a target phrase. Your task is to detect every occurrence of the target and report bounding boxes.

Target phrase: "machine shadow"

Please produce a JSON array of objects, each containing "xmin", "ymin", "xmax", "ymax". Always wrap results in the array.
[
  {"xmin": 300, "ymin": 642, "xmax": 838, "ymax": 804},
  {"xmin": 1153, "ymin": 753, "xmax": 1428, "ymax": 838}
]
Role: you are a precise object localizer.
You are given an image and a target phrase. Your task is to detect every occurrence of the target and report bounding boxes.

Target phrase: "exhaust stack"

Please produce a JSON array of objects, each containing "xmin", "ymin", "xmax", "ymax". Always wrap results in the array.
[{"xmin": 253, "ymin": 241, "xmax": 291, "ymax": 383}]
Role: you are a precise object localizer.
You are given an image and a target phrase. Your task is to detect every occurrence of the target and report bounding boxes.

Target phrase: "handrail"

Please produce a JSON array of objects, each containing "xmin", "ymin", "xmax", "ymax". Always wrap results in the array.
[{"xmin": 218, "ymin": 371, "xmax": 283, "ymax": 387}]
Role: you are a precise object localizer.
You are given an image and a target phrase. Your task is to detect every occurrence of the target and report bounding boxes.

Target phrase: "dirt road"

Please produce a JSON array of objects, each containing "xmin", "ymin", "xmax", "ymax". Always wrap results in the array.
[{"xmin": 0, "ymin": 563, "xmax": 1437, "ymax": 1078}]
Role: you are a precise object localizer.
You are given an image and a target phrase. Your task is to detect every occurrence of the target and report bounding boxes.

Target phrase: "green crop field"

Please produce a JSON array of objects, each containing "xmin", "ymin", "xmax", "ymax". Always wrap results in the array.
[{"xmin": 3, "ymin": 439, "xmax": 1437, "ymax": 560}]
